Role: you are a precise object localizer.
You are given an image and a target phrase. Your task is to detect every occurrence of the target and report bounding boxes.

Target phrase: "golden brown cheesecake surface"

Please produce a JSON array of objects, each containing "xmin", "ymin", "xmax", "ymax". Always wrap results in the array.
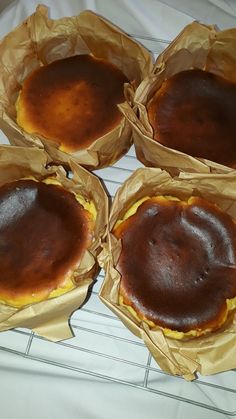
[{"xmin": 16, "ymin": 55, "xmax": 128, "ymax": 151}]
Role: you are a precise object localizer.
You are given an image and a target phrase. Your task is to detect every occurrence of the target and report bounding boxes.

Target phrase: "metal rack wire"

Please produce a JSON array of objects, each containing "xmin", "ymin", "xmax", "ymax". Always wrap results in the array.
[{"xmin": 0, "ymin": 35, "xmax": 236, "ymax": 417}]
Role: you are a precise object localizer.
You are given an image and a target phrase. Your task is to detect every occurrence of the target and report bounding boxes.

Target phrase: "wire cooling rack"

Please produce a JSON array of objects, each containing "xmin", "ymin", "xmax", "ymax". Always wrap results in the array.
[{"xmin": 0, "ymin": 34, "xmax": 236, "ymax": 417}]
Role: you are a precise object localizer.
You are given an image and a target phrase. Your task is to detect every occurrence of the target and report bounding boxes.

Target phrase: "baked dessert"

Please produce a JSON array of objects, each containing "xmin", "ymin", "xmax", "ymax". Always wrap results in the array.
[
  {"xmin": 147, "ymin": 69, "xmax": 236, "ymax": 167},
  {"xmin": 112, "ymin": 195, "xmax": 236, "ymax": 339},
  {"xmin": 0, "ymin": 177, "xmax": 96, "ymax": 308},
  {"xmin": 16, "ymin": 54, "xmax": 128, "ymax": 152}
]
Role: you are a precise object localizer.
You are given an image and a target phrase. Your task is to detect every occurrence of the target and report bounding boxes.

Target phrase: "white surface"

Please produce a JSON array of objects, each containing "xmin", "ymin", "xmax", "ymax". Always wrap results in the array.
[{"xmin": 0, "ymin": 1, "xmax": 236, "ymax": 419}]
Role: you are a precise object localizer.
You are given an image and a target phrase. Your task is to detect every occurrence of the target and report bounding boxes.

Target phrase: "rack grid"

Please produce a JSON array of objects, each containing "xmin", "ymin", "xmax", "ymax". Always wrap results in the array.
[{"xmin": 0, "ymin": 34, "xmax": 236, "ymax": 417}]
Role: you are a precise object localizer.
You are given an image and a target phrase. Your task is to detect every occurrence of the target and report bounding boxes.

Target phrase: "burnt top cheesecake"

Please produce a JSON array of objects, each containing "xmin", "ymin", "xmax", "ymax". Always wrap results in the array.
[
  {"xmin": 113, "ymin": 195, "xmax": 236, "ymax": 339},
  {"xmin": 147, "ymin": 69, "xmax": 236, "ymax": 168},
  {"xmin": 16, "ymin": 54, "xmax": 128, "ymax": 152},
  {"xmin": 0, "ymin": 177, "xmax": 96, "ymax": 307}
]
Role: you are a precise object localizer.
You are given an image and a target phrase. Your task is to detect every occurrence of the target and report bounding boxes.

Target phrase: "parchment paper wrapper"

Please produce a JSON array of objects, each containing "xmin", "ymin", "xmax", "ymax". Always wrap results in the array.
[
  {"xmin": 0, "ymin": 145, "xmax": 108, "ymax": 341},
  {"xmin": 99, "ymin": 167, "xmax": 236, "ymax": 380},
  {"xmin": 119, "ymin": 22, "xmax": 236, "ymax": 175},
  {"xmin": 0, "ymin": 5, "xmax": 153, "ymax": 170}
]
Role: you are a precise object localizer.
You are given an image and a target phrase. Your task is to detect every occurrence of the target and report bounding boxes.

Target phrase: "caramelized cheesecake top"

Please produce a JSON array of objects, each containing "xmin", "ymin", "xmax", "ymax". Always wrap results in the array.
[
  {"xmin": 17, "ymin": 55, "xmax": 128, "ymax": 152},
  {"xmin": 0, "ymin": 179, "xmax": 93, "ymax": 306},
  {"xmin": 147, "ymin": 69, "xmax": 236, "ymax": 167},
  {"xmin": 113, "ymin": 196, "xmax": 236, "ymax": 332}
]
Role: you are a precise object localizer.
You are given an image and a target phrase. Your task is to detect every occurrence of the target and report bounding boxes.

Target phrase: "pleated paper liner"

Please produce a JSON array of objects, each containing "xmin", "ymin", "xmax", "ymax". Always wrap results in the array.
[
  {"xmin": 99, "ymin": 167, "xmax": 236, "ymax": 380},
  {"xmin": 119, "ymin": 22, "xmax": 236, "ymax": 175},
  {"xmin": 0, "ymin": 5, "xmax": 153, "ymax": 170},
  {"xmin": 0, "ymin": 145, "xmax": 108, "ymax": 341}
]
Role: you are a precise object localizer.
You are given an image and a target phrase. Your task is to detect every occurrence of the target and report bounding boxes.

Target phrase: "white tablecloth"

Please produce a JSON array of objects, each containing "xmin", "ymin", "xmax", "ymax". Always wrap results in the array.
[{"xmin": 0, "ymin": 2, "xmax": 235, "ymax": 419}]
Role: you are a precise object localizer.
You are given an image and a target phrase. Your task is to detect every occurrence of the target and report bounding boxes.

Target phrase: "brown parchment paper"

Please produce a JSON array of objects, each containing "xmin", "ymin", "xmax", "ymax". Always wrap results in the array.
[
  {"xmin": 0, "ymin": 145, "xmax": 108, "ymax": 341},
  {"xmin": 119, "ymin": 22, "xmax": 236, "ymax": 175},
  {"xmin": 99, "ymin": 167, "xmax": 236, "ymax": 380},
  {"xmin": 0, "ymin": 5, "xmax": 153, "ymax": 170}
]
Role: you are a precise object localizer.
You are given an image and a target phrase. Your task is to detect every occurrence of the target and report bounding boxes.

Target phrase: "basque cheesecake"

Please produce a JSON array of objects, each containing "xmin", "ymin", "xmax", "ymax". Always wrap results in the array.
[
  {"xmin": 147, "ymin": 69, "xmax": 236, "ymax": 167},
  {"xmin": 16, "ymin": 54, "xmax": 128, "ymax": 152},
  {"xmin": 0, "ymin": 177, "xmax": 96, "ymax": 307},
  {"xmin": 113, "ymin": 195, "xmax": 236, "ymax": 339}
]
